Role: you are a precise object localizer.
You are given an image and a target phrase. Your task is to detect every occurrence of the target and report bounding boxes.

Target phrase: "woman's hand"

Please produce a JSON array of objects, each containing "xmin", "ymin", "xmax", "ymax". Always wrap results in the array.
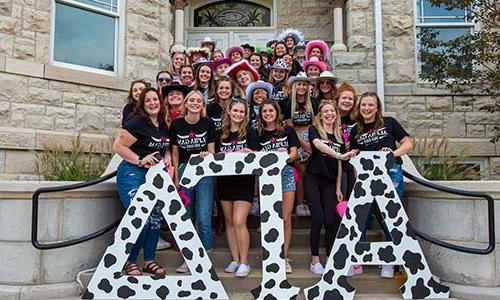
[
  {"xmin": 240, "ymin": 148, "xmax": 253, "ymax": 153},
  {"xmin": 338, "ymin": 149, "xmax": 358, "ymax": 161},
  {"xmin": 336, "ymin": 191, "xmax": 343, "ymax": 203},
  {"xmin": 303, "ymin": 142, "xmax": 312, "ymax": 154},
  {"xmin": 381, "ymin": 147, "xmax": 393, "ymax": 152},
  {"xmin": 140, "ymin": 151, "xmax": 160, "ymax": 168},
  {"xmin": 163, "ymin": 156, "xmax": 171, "ymax": 166},
  {"xmin": 277, "ymin": 147, "xmax": 288, "ymax": 153},
  {"xmin": 198, "ymin": 151, "xmax": 212, "ymax": 157}
]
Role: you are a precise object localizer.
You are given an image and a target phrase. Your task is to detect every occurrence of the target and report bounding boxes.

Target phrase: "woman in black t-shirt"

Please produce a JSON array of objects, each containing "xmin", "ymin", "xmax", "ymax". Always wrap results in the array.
[
  {"xmin": 257, "ymin": 99, "xmax": 299, "ymax": 274},
  {"xmin": 193, "ymin": 62, "xmax": 214, "ymax": 103},
  {"xmin": 217, "ymin": 99, "xmax": 259, "ymax": 278},
  {"xmin": 348, "ymin": 92, "xmax": 413, "ymax": 279},
  {"xmin": 246, "ymin": 81, "xmax": 273, "ymax": 131},
  {"xmin": 122, "ymin": 79, "xmax": 150, "ymax": 126},
  {"xmin": 113, "ymin": 87, "xmax": 169, "ymax": 276},
  {"xmin": 305, "ymin": 100, "xmax": 357, "ymax": 275},
  {"xmin": 170, "ymin": 90, "xmax": 216, "ymax": 273},
  {"xmin": 206, "ymin": 76, "xmax": 237, "ymax": 134}
]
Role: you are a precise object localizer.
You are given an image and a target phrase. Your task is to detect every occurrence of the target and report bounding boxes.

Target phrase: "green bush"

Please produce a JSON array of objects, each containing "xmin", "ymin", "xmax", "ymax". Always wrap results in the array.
[
  {"xmin": 413, "ymin": 138, "xmax": 482, "ymax": 181},
  {"xmin": 34, "ymin": 134, "xmax": 112, "ymax": 181}
]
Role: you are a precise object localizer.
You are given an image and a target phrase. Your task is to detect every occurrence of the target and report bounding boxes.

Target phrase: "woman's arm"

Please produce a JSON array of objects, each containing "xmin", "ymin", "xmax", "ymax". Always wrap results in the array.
[
  {"xmin": 113, "ymin": 129, "xmax": 140, "ymax": 165},
  {"xmin": 393, "ymin": 136, "xmax": 413, "ymax": 157},
  {"xmin": 288, "ymin": 146, "xmax": 298, "ymax": 161},
  {"xmin": 311, "ymin": 138, "xmax": 356, "ymax": 161},
  {"xmin": 171, "ymin": 145, "xmax": 180, "ymax": 186},
  {"xmin": 336, "ymin": 161, "xmax": 343, "ymax": 202}
]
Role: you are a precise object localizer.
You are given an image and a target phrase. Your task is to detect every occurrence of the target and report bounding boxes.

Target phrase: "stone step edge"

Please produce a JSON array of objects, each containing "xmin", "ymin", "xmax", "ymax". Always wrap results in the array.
[{"xmin": 0, "ymin": 282, "xmax": 80, "ymax": 300}]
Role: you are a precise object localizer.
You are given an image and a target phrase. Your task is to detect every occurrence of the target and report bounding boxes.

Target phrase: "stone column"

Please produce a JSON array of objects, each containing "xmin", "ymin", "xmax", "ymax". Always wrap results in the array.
[
  {"xmin": 330, "ymin": 0, "xmax": 347, "ymax": 51},
  {"xmin": 173, "ymin": 0, "xmax": 188, "ymax": 45}
]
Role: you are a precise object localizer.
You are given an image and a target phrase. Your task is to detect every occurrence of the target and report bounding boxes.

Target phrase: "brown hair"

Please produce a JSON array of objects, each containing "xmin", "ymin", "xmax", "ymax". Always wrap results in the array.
[
  {"xmin": 194, "ymin": 63, "xmax": 214, "ymax": 93},
  {"xmin": 257, "ymin": 99, "xmax": 284, "ymax": 136},
  {"xmin": 354, "ymin": 92, "xmax": 385, "ymax": 139},
  {"xmin": 334, "ymin": 82, "xmax": 357, "ymax": 121},
  {"xmin": 134, "ymin": 87, "xmax": 166, "ymax": 125},
  {"xmin": 181, "ymin": 90, "xmax": 207, "ymax": 118},
  {"xmin": 125, "ymin": 79, "xmax": 150, "ymax": 104},
  {"xmin": 212, "ymin": 76, "xmax": 237, "ymax": 104},
  {"xmin": 220, "ymin": 98, "xmax": 249, "ymax": 141},
  {"xmin": 317, "ymin": 78, "xmax": 337, "ymax": 101}
]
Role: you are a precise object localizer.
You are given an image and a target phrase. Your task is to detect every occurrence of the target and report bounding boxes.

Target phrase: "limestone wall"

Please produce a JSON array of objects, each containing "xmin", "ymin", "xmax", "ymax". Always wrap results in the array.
[{"xmin": 0, "ymin": 0, "xmax": 172, "ymax": 179}]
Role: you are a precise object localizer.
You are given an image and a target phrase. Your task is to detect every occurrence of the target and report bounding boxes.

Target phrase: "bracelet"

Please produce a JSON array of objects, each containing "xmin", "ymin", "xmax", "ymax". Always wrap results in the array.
[{"xmin": 137, "ymin": 158, "xmax": 143, "ymax": 167}]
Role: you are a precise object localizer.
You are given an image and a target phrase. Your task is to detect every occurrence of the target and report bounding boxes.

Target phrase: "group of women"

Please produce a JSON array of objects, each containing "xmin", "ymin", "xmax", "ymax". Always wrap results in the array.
[{"xmin": 112, "ymin": 31, "xmax": 413, "ymax": 280}]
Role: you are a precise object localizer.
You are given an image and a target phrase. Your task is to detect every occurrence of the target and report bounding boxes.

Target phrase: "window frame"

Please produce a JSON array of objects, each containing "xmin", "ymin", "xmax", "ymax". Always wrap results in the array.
[
  {"xmin": 50, "ymin": 0, "xmax": 124, "ymax": 76},
  {"xmin": 414, "ymin": 0, "xmax": 476, "ymax": 81}
]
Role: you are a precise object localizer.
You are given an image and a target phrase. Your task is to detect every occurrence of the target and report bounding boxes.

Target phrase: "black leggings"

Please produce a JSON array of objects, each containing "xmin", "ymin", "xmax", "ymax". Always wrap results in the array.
[{"xmin": 304, "ymin": 172, "xmax": 341, "ymax": 257}]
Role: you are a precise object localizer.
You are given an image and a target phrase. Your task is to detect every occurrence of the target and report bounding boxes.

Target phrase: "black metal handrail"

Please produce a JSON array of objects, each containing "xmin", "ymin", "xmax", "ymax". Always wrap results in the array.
[
  {"xmin": 31, "ymin": 171, "xmax": 120, "ymax": 250},
  {"xmin": 404, "ymin": 170, "xmax": 495, "ymax": 255}
]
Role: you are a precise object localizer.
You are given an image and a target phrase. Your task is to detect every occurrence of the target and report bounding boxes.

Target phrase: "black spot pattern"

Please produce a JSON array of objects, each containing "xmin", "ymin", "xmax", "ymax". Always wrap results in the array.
[
  {"xmin": 251, "ymin": 286, "xmax": 262, "ymax": 299},
  {"xmin": 182, "ymin": 247, "xmax": 193, "ymax": 260},
  {"xmin": 385, "ymin": 190, "xmax": 395, "ymax": 199},
  {"xmin": 353, "ymin": 182, "xmax": 366, "ymax": 198},
  {"xmin": 363, "ymin": 254, "xmax": 373, "ymax": 262},
  {"xmin": 267, "ymin": 167, "xmax": 280, "ymax": 176},
  {"xmin": 179, "ymin": 231, "xmax": 194, "ymax": 241},
  {"xmin": 373, "ymin": 166, "xmax": 383, "ymax": 175},
  {"xmin": 391, "ymin": 228, "xmax": 403, "ymax": 245},
  {"xmin": 351, "ymin": 255, "xmax": 358, "ymax": 263},
  {"xmin": 177, "ymin": 280, "xmax": 182, "ymax": 287},
  {"xmin": 168, "ymin": 200, "xmax": 181, "ymax": 215},
  {"xmin": 262, "ymin": 246, "xmax": 270, "ymax": 260},
  {"xmin": 156, "ymin": 286, "xmax": 169, "ymax": 299},
  {"xmin": 354, "ymin": 203, "xmax": 371, "ymax": 231},
  {"xmin": 127, "ymin": 207, "xmax": 136, "ymax": 216},
  {"xmin": 273, "ymin": 201, "xmax": 283, "ymax": 219},
  {"xmin": 195, "ymin": 264, "xmax": 203, "ymax": 273},
  {"xmin": 337, "ymin": 223, "xmax": 349, "ymax": 239},
  {"xmin": 98, "ymin": 279, "xmax": 112, "ymax": 293},
  {"xmin": 360, "ymin": 157, "xmax": 374, "ymax": 170},
  {"xmin": 209, "ymin": 162, "xmax": 223, "ymax": 173},
  {"xmin": 131, "ymin": 218, "xmax": 142, "ymax": 229},
  {"xmin": 265, "ymin": 279, "xmax": 276, "ymax": 288},
  {"xmin": 260, "ymin": 153, "xmax": 278, "ymax": 168},
  {"xmin": 428, "ymin": 277, "xmax": 450, "ymax": 294},
  {"xmin": 264, "ymin": 294, "xmax": 277, "ymax": 300},
  {"xmin": 279, "ymin": 280, "xmax": 292, "ymax": 288},
  {"xmin": 82, "ymin": 289, "xmax": 94, "ymax": 299},
  {"xmin": 127, "ymin": 277, "xmax": 138, "ymax": 284},
  {"xmin": 196, "ymin": 166, "xmax": 204, "ymax": 175},
  {"xmin": 153, "ymin": 174, "xmax": 164, "ymax": 189},
  {"xmin": 181, "ymin": 211, "xmax": 190, "ymax": 221},
  {"xmin": 181, "ymin": 178, "xmax": 190, "ymax": 185},
  {"xmin": 167, "ymin": 185, "xmax": 175, "ymax": 193},
  {"xmin": 325, "ymin": 289, "xmax": 343, "ymax": 300},
  {"xmin": 104, "ymin": 254, "xmax": 116, "ymax": 268},
  {"xmin": 209, "ymin": 267, "xmax": 219, "ymax": 281},
  {"xmin": 324, "ymin": 270, "xmax": 334, "ymax": 284},
  {"xmin": 117, "ymin": 286, "xmax": 135, "ymax": 298},
  {"xmin": 411, "ymin": 278, "xmax": 431, "ymax": 299},
  {"xmin": 358, "ymin": 173, "xmax": 369, "ymax": 180},
  {"xmin": 403, "ymin": 251, "xmax": 425, "ymax": 274},
  {"xmin": 144, "ymin": 190, "xmax": 155, "ymax": 200},
  {"xmin": 199, "ymin": 247, "xmax": 205, "ymax": 258},
  {"xmin": 213, "ymin": 152, "xmax": 225, "ymax": 161},
  {"xmin": 143, "ymin": 284, "xmax": 151, "ymax": 290},
  {"xmin": 252, "ymin": 168, "xmax": 263, "ymax": 176},
  {"xmin": 178, "ymin": 291, "xmax": 191, "ymax": 298},
  {"xmin": 210, "ymin": 292, "xmax": 218, "ymax": 299},
  {"xmin": 338, "ymin": 275, "xmax": 355, "ymax": 292},
  {"xmin": 261, "ymin": 184, "xmax": 274, "ymax": 195},
  {"xmin": 394, "ymin": 217, "xmax": 403, "ymax": 227},
  {"xmin": 125, "ymin": 242, "xmax": 134, "ymax": 254},
  {"xmin": 386, "ymin": 200, "xmax": 401, "ymax": 219},
  {"xmin": 261, "ymin": 211, "xmax": 270, "ymax": 223},
  {"xmin": 385, "ymin": 152, "xmax": 396, "ymax": 170},
  {"xmin": 334, "ymin": 244, "xmax": 349, "ymax": 269},
  {"xmin": 307, "ymin": 286, "xmax": 320, "ymax": 300},
  {"xmin": 244, "ymin": 153, "xmax": 256, "ymax": 163},
  {"xmin": 141, "ymin": 207, "xmax": 148, "ymax": 214},
  {"xmin": 189, "ymin": 156, "xmax": 204, "ymax": 165},
  {"xmin": 170, "ymin": 222, "xmax": 177, "ymax": 231},
  {"xmin": 355, "ymin": 242, "xmax": 370, "ymax": 255},
  {"xmin": 266, "ymin": 263, "xmax": 279, "ymax": 273},
  {"xmin": 370, "ymin": 179, "xmax": 387, "ymax": 196},
  {"xmin": 235, "ymin": 161, "xmax": 244, "ymax": 173},
  {"xmin": 191, "ymin": 280, "xmax": 206, "ymax": 291},
  {"xmin": 349, "ymin": 227, "xmax": 357, "ymax": 240},
  {"xmin": 378, "ymin": 246, "xmax": 396, "ymax": 263},
  {"xmin": 264, "ymin": 228, "xmax": 279, "ymax": 243}
]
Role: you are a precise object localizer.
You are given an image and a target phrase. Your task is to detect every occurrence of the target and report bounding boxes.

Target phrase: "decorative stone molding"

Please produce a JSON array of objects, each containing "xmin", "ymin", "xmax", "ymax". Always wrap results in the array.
[{"xmin": 172, "ymin": 0, "xmax": 188, "ymax": 10}]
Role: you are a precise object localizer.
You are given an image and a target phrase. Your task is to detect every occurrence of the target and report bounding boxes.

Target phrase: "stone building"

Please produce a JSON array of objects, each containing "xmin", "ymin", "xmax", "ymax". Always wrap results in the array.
[{"xmin": 0, "ymin": 0, "xmax": 498, "ymax": 180}]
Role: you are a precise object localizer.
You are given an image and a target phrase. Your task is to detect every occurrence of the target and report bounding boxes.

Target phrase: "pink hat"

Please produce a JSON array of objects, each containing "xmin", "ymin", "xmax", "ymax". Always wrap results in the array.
[
  {"xmin": 303, "ymin": 57, "xmax": 327, "ymax": 73},
  {"xmin": 306, "ymin": 40, "xmax": 328, "ymax": 61},
  {"xmin": 210, "ymin": 58, "xmax": 232, "ymax": 71},
  {"xmin": 225, "ymin": 46, "xmax": 244, "ymax": 60},
  {"xmin": 225, "ymin": 60, "xmax": 259, "ymax": 82}
]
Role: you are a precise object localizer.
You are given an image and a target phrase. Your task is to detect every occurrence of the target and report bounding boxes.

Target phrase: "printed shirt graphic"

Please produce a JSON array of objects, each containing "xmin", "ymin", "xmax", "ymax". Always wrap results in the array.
[
  {"xmin": 258, "ymin": 126, "xmax": 299, "ymax": 152},
  {"xmin": 217, "ymin": 128, "xmax": 259, "ymax": 153},
  {"xmin": 307, "ymin": 125, "xmax": 345, "ymax": 181},
  {"xmin": 281, "ymin": 99, "xmax": 318, "ymax": 126},
  {"xmin": 340, "ymin": 115, "xmax": 356, "ymax": 148},
  {"xmin": 122, "ymin": 116, "xmax": 170, "ymax": 158},
  {"xmin": 170, "ymin": 117, "xmax": 215, "ymax": 164},
  {"xmin": 207, "ymin": 102, "xmax": 224, "ymax": 133}
]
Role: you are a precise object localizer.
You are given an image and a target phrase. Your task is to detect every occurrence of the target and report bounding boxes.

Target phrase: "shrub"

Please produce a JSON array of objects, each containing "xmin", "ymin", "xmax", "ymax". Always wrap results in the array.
[{"xmin": 34, "ymin": 134, "xmax": 112, "ymax": 181}]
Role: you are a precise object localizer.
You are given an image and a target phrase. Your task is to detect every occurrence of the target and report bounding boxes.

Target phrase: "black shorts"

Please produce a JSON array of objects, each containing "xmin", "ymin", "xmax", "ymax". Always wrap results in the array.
[{"xmin": 217, "ymin": 175, "xmax": 255, "ymax": 203}]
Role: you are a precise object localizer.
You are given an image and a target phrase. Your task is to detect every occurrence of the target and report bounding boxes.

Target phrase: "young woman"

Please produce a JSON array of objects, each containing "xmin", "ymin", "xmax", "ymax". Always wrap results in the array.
[
  {"xmin": 348, "ymin": 92, "xmax": 413, "ymax": 278},
  {"xmin": 170, "ymin": 90, "xmax": 216, "ymax": 273},
  {"xmin": 213, "ymin": 50, "xmax": 224, "ymax": 60},
  {"xmin": 281, "ymin": 72, "xmax": 318, "ymax": 217},
  {"xmin": 226, "ymin": 46, "xmax": 244, "ymax": 64},
  {"xmin": 306, "ymin": 40, "xmax": 329, "ymax": 62},
  {"xmin": 156, "ymin": 71, "xmax": 172, "ymax": 91},
  {"xmin": 249, "ymin": 52, "xmax": 268, "ymax": 80},
  {"xmin": 304, "ymin": 57, "xmax": 327, "ymax": 98},
  {"xmin": 218, "ymin": 99, "xmax": 260, "ymax": 278},
  {"xmin": 317, "ymin": 71, "xmax": 337, "ymax": 101},
  {"xmin": 277, "ymin": 29, "xmax": 304, "ymax": 56},
  {"xmin": 225, "ymin": 60, "xmax": 259, "ymax": 96},
  {"xmin": 305, "ymin": 100, "xmax": 357, "ymax": 275},
  {"xmin": 211, "ymin": 58, "xmax": 232, "ymax": 81},
  {"xmin": 207, "ymin": 76, "xmax": 237, "ymax": 133},
  {"xmin": 162, "ymin": 82, "xmax": 189, "ymax": 127},
  {"xmin": 282, "ymin": 53, "xmax": 302, "ymax": 77},
  {"xmin": 246, "ymin": 81, "xmax": 273, "ymax": 130},
  {"xmin": 170, "ymin": 52, "xmax": 187, "ymax": 81},
  {"xmin": 178, "ymin": 65, "xmax": 195, "ymax": 87},
  {"xmin": 268, "ymin": 58, "xmax": 291, "ymax": 103},
  {"xmin": 193, "ymin": 62, "xmax": 214, "ymax": 102},
  {"xmin": 113, "ymin": 87, "xmax": 170, "ymax": 276},
  {"xmin": 257, "ymin": 100, "xmax": 299, "ymax": 274},
  {"xmin": 122, "ymin": 79, "xmax": 150, "ymax": 125}
]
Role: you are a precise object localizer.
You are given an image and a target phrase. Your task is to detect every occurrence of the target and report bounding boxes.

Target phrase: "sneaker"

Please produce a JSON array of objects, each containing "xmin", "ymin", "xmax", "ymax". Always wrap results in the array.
[
  {"xmin": 285, "ymin": 258, "xmax": 293, "ymax": 274},
  {"xmin": 381, "ymin": 265, "xmax": 394, "ymax": 278},
  {"xmin": 176, "ymin": 262, "xmax": 189, "ymax": 273},
  {"xmin": 310, "ymin": 262, "xmax": 325, "ymax": 275},
  {"xmin": 249, "ymin": 197, "xmax": 260, "ymax": 216},
  {"xmin": 235, "ymin": 264, "xmax": 251, "ymax": 277},
  {"xmin": 295, "ymin": 204, "xmax": 308, "ymax": 217},
  {"xmin": 156, "ymin": 237, "xmax": 171, "ymax": 250},
  {"xmin": 303, "ymin": 204, "xmax": 311, "ymax": 216},
  {"xmin": 347, "ymin": 265, "xmax": 363, "ymax": 277},
  {"xmin": 224, "ymin": 261, "xmax": 240, "ymax": 273}
]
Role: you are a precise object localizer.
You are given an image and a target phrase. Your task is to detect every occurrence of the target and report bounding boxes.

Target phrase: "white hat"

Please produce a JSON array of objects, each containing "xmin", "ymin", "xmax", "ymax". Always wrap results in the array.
[
  {"xmin": 288, "ymin": 71, "xmax": 312, "ymax": 86},
  {"xmin": 317, "ymin": 70, "xmax": 337, "ymax": 82},
  {"xmin": 201, "ymin": 36, "xmax": 216, "ymax": 46},
  {"xmin": 246, "ymin": 81, "xmax": 273, "ymax": 100}
]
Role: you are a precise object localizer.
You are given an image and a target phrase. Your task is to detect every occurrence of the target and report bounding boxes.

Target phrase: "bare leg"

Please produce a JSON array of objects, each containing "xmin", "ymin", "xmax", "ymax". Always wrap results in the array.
[
  {"xmin": 282, "ymin": 191, "xmax": 295, "ymax": 257},
  {"xmin": 221, "ymin": 201, "xmax": 239, "ymax": 262},
  {"xmin": 294, "ymin": 162, "xmax": 306, "ymax": 205},
  {"xmin": 232, "ymin": 201, "xmax": 252, "ymax": 265}
]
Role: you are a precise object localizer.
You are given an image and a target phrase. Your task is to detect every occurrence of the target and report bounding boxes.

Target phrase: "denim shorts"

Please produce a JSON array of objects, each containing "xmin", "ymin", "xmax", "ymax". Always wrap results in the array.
[
  {"xmin": 281, "ymin": 165, "xmax": 296, "ymax": 193},
  {"xmin": 296, "ymin": 129, "xmax": 310, "ymax": 162}
]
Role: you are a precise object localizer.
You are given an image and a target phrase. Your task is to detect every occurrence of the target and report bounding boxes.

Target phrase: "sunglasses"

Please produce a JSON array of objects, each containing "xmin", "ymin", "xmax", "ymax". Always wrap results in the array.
[{"xmin": 158, "ymin": 78, "xmax": 171, "ymax": 83}]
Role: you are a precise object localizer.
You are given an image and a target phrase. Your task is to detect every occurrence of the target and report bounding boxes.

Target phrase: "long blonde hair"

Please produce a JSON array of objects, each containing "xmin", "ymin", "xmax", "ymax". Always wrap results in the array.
[
  {"xmin": 220, "ymin": 98, "xmax": 249, "ymax": 141},
  {"xmin": 313, "ymin": 100, "xmax": 343, "ymax": 144},
  {"xmin": 290, "ymin": 80, "xmax": 313, "ymax": 118},
  {"xmin": 181, "ymin": 90, "xmax": 207, "ymax": 118}
]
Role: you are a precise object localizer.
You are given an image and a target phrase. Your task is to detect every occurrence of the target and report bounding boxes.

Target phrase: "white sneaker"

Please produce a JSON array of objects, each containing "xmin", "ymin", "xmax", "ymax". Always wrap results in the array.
[
  {"xmin": 310, "ymin": 262, "xmax": 325, "ymax": 275},
  {"xmin": 285, "ymin": 258, "xmax": 293, "ymax": 274},
  {"xmin": 156, "ymin": 237, "xmax": 171, "ymax": 250},
  {"xmin": 224, "ymin": 261, "xmax": 240, "ymax": 273},
  {"xmin": 235, "ymin": 264, "xmax": 251, "ymax": 277},
  {"xmin": 303, "ymin": 204, "xmax": 311, "ymax": 216},
  {"xmin": 381, "ymin": 265, "xmax": 394, "ymax": 278},
  {"xmin": 176, "ymin": 262, "xmax": 189, "ymax": 273},
  {"xmin": 347, "ymin": 265, "xmax": 363, "ymax": 276},
  {"xmin": 295, "ymin": 204, "xmax": 308, "ymax": 217}
]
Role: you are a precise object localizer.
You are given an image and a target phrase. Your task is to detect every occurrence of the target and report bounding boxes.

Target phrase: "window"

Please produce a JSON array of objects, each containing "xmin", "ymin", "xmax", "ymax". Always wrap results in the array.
[
  {"xmin": 194, "ymin": 1, "xmax": 271, "ymax": 27},
  {"xmin": 415, "ymin": 0, "xmax": 474, "ymax": 78},
  {"xmin": 52, "ymin": 0, "xmax": 120, "ymax": 74}
]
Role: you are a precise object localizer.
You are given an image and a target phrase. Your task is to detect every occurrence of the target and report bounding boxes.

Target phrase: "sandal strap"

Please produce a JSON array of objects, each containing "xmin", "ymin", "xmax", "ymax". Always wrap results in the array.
[
  {"xmin": 124, "ymin": 262, "xmax": 141, "ymax": 275},
  {"xmin": 144, "ymin": 261, "xmax": 165, "ymax": 275}
]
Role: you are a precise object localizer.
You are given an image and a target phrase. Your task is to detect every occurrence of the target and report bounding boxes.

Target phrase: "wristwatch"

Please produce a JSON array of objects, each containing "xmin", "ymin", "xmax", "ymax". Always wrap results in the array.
[{"xmin": 137, "ymin": 158, "xmax": 143, "ymax": 167}]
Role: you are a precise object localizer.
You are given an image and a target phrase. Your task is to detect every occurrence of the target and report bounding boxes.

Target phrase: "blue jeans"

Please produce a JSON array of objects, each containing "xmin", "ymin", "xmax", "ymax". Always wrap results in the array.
[
  {"xmin": 178, "ymin": 163, "xmax": 214, "ymax": 251},
  {"xmin": 361, "ymin": 163, "xmax": 404, "ymax": 242},
  {"xmin": 116, "ymin": 161, "xmax": 160, "ymax": 262}
]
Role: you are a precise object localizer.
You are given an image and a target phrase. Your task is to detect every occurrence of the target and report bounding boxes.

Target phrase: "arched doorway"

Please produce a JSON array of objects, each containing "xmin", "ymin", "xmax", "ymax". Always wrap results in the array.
[{"xmin": 186, "ymin": 0, "xmax": 276, "ymax": 51}]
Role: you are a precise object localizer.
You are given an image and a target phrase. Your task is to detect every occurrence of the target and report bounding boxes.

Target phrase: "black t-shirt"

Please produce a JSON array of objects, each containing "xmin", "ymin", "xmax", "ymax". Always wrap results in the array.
[
  {"xmin": 258, "ymin": 126, "xmax": 299, "ymax": 152},
  {"xmin": 122, "ymin": 103, "xmax": 135, "ymax": 126},
  {"xmin": 122, "ymin": 116, "xmax": 170, "ymax": 159},
  {"xmin": 169, "ymin": 117, "xmax": 216, "ymax": 164},
  {"xmin": 206, "ymin": 102, "xmax": 224, "ymax": 133},
  {"xmin": 307, "ymin": 126, "xmax": 345, "ymax": 181},
  {"xmin": 281, "ymin": 98, "xmax": 318, "ymax": 126},
  {"xmin": 349, "ymin": 116, "xmax": 409, "ymax": 164},
  {"xmin": 217, "ymin": 127, "xmax": 259, "ymax": 153},
  {"xmin": 340, "ymin": 115, "xmax": 356, "ymax": 149}
]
